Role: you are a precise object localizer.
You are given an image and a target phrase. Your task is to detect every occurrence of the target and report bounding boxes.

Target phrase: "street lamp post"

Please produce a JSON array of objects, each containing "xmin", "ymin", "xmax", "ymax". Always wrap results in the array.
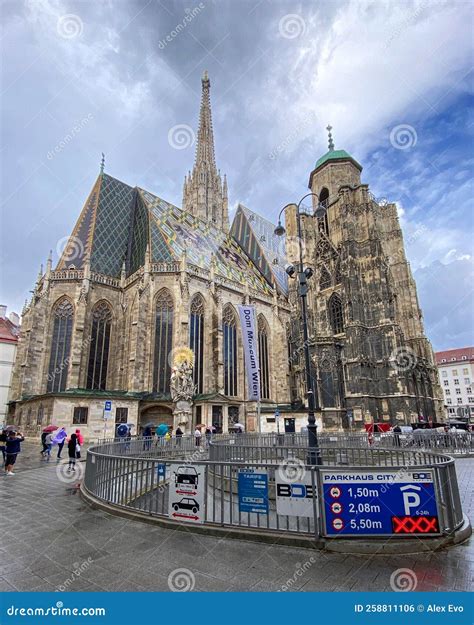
[{"xmin": 275, "ymin": 193, "xmax": 327, "ymax": 465}]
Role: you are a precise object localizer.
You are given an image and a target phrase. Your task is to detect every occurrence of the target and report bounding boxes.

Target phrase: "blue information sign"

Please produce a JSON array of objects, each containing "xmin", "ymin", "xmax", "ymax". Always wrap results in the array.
[
  {"xmin": 321, "ymin": 469, "xmax": 440, "ymax": 536},
  {"xmin": 104, "ymin": 400, "xmax": 112, "ymax": 411},
  {"xmin": 238, "ymin": 469, "xmax": 269, "ymax": 514},
  {"xmin": 157, "ymin": 463, "xmax": 166, "ymax": 478}
]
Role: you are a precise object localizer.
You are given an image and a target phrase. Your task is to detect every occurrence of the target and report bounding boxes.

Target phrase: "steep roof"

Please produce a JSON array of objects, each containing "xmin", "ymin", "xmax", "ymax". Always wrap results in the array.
[
  {"xmin": 56, "ymin": 173, "xmax": 273, "ymax": 295},
  {"xmin": 231, "ymin": 204, "xmax": 288, "ymax": 295},
  {"xmin": 0, "ymin": 317, "xmax": 19, "ymax": 344}
]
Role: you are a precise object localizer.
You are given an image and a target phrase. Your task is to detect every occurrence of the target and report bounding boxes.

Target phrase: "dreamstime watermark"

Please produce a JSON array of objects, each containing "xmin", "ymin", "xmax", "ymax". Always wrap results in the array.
[
  {"xmin": 278, "ymin": 457, "xmax": 306, "ymax": 484},
  {"xmin": 390, "ymin": 568, "xmax": 418, "ymax": 592},
  {"xmin": 280, "ymin": 556, "xmax": 316, "ymax": 591},
  {"xmin": 279, "ymin": 14, "xmax": 306, "ymax": 39},
  {"xmin": 57, "ymin": 14, "xmax": 83, "ymax": 39},
  {"xmin": 390, "ymin": 124, "xmax": 417, "ymax": 150},
  {"xmin": 56, "ymin": 458, "xmax": 85, "ymax": 483},
  {"xmin": 158, "ymin": 3, "xmax": 205, "ymax": 50},
  {"xmin": 55, "ymin": 235, "xmax": 85, "ymax": 264},
  {"xmin": 168, "ymin": 124, "xmax": 195, "ymax": 150},
  {"xmin": 56, "ymin": 558, "xmax": 93, "ymax": 591},
  {"xmin": 269, "ymin": 112, "xmax": 315, "ymax": 160},
  {"xmin": 47, "ymin": 114, "xmax": 94, "ymax": 160},
  {"xmin": 385, "ymin": 2, "xmax": 428, "ymax": 48},
  {"xmin": 390, "ymin": 346, "xmax": 417, "ymax": 373},
  {"xmin": 168, "ymin": 567, "xmax": 195, "ymax": 591}
]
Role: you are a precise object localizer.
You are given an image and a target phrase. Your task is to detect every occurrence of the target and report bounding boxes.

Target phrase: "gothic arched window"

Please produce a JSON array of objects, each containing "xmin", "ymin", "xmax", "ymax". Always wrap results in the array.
[
  {"xmin": 318, "ymin": 187, "xmax": 329, "ymax": 235},
  {"xmin": 319, "ymin": 266, "xmax": 331, "ymax": 290},
  {"xmin": 189, "ymin": 295, "xmax": 204, "ymax": 394},
  {"xmin": 86, "ymin": 301, "xmax": 112, "ymax": 390},
  {"xmin": 153, "ymin": 290, "xmax": 174, "ymax": 394},
  {"xmin": 47, "ymin": 298, "xmax": 74, "ymax": 392},
  {"xmin": 258, "ymin": 315, "xmax": 270, "ymax": 400},
  {"xmin": 335, "ymin": 263, "xmax": 342, "ymax": 284},
  {"xmin": 223, "ymin": 305, "xmax": 238, "ymax": 397},
  {"xmin": 328, "ymin": 293, "xmax": 344, "ymax": 334},
  {"xmin": 320, "ymin": 359, "xmax": 335, "ymax": 407}
]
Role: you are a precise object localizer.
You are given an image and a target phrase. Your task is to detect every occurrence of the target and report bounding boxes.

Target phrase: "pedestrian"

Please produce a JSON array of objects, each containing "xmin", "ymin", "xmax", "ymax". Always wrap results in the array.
[
  {"xmin": 0, "ymin": 429, "xmax": 7, "ymax": 466},
  {"xmin": 52, "ymin": 427, "xmax": 67, "ymax": 460},
  {"xmin": 165, "ymin": 428, "xmax": 171, "ymax": 443},
  {"xmin": 392, "ymin": 425, "xmax": 401, "ymax": 447},
  {"xmin": 5, "ymin": 430, "xmax": 25, "ymax": 475},
  {"xmin": 175, "ymin": 426, "xmax": 183, "ymax": 446},
  {"xmin": 205, "ymin": 427, "xmax": 212, "ymax": 446},
  {"xmin": 40, "ymin": 430, "xmax": 48, "ymax": 455},
  {"xmin": 67, "ymin": 433, "xmax": 79, "ymax": 472},
  {"xmin": 43, "ymin": 432, "xmax": 53, "ymax": 461},
  {"xmin": 75, "ymin": 429, "xmax": 84, "ymax": 446},
  {"xmin": 143, "ymin": 425, "xmax": 152, "ymax": 451},
  {"xmin": 194, "ymin": 427, "xmax": 202, "ymax": 447}
]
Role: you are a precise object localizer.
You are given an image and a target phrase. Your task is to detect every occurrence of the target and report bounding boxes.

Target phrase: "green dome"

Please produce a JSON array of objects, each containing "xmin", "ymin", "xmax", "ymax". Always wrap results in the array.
[{"xmin": 314, "ymin": 149, "xmax": 362, "ymax": 171}]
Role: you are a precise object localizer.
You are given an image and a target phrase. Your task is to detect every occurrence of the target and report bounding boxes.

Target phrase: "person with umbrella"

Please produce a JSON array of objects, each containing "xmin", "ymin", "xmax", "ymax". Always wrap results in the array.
[
  {"xmin": 5, "ymin": 429, "xmax": 25, "ymax": 475},
  {"xmin": 52, "ymin": 427, "xmax": 67, "ymax": 460},
  {"xmin": 156, "ymin": 423, "xmax": 168, "ymax": 446},
  {"xmin": 41, "ymin": 425, "xmax": 58, "ymax": 457}
]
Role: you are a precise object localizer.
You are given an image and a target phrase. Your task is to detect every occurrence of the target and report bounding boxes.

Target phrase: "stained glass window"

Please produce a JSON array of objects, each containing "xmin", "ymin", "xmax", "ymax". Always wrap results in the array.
[
  {"xmin": 258, "ymin": 315, "xmax": 270, "ymax": 400},
  {"xmin": 86, "ymin": 301, "xmax": 112, "ymax": 390},
  {"xmin": 328, "ymin": 293, "xmax": 344, "ymax": 334},
  {"xmin": 153, "ymin": 290, "xmax": 173, "ymax": 394},
  {"xmin": 47, "ymin": 298, "xmax": 74, "ymax": 392},
  {"xmin": 320, "ymin": 359, "xmax": 335, "ymax": 407},
  {"xmin": 190, "ymin": 295, "xmax": 204, "ymax": 394},
  {"xmin": 223, "ymin": 305, "xmax": 238, "ymax": 397}
]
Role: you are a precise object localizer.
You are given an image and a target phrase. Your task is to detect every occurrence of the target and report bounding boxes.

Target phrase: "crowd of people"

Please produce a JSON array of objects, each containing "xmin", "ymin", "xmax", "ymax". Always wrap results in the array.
[{"xmin": 0, "ymin": 426, "xmax": 86, "ymax": 475}]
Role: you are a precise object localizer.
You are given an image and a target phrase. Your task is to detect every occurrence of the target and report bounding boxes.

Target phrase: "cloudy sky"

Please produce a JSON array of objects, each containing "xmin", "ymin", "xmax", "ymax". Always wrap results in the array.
[{"xmin": 1, "ymin": 0, "xmax": 473, "ymax": 350}]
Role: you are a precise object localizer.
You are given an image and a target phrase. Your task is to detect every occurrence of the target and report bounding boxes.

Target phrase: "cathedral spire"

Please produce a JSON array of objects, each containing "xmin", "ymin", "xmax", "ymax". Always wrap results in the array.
[{"xmin": 182, "ymin": 72, "xmax": 229, "ymax": 231}]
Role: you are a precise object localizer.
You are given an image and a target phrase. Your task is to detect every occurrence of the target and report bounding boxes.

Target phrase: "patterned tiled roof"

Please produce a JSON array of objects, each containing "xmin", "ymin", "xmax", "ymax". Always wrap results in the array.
[
  {"xmin": 56, "ymin": 173, "xmax": 274, "ymax": 294},
  {"xmin": 231, "ymin": 204, "xmax": 288, "ymax": 294}
]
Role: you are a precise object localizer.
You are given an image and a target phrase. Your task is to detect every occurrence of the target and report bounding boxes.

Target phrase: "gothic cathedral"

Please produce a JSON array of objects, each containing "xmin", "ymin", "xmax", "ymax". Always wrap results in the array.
[{"xmin": 8, "ymin": 73, "xmax": 444, "ymax": 438}]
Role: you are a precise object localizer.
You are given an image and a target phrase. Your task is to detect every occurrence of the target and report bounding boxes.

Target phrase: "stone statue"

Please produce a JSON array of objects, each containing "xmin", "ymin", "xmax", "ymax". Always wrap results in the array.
[{"xmin": 170, "ymin": 348, "xmax": 196, "ymax": 431}]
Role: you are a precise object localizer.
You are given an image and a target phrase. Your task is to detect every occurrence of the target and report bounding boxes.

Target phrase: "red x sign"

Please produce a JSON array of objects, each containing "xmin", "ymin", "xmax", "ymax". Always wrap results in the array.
[{"xmin": 392, "ymin": 515, "xmax": 439, "ymax": 534}]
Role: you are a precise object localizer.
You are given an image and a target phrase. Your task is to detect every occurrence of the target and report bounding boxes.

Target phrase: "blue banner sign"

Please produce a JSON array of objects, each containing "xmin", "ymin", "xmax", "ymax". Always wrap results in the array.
[
  {"xmin": 238, "ymin": 469, "xmax": 268, "ymax": 514},
  {"xmin": 321, "ymin": 469, "xmax": 440, "ymax": 537}
]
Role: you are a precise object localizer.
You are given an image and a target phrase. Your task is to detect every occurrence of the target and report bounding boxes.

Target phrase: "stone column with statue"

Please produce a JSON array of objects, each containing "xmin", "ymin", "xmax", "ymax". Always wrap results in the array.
[{"xmin": 170, "ymin": 347, "xmax": 196, "ymax": 433}]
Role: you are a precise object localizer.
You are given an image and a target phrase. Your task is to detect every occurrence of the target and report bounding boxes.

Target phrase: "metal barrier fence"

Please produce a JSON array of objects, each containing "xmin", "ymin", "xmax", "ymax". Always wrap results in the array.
[{"xmin": 83, "ymin": 437, "xmax": 465, "ymax": 540}]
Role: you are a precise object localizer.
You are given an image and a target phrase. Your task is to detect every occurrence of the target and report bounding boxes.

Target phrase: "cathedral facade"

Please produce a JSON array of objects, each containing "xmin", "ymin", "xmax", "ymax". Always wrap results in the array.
[{"xmin": 8, "ymin": 74, "xmax": 444, "ymax": 439}]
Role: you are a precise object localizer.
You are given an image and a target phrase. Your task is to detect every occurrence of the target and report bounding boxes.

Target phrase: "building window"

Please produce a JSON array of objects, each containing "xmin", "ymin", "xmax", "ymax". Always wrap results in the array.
[
  {"xmin": 447, "ymin": 399, "xmax": 452, "ymax": 405},
  {"xmin": 86, "ymin": 301, "xmax": 112, "ymax": 391},
  {"xmin": 468, "ymin": 397, "xmax": 474, "ymax": 403},
  {"xmin": 456, "ymin": 388, "xmax": 461, "ymax": 395},
  {"xmin": 317, "ymin": 188, "xmax": 329, "ymax": 235},
  {"xmin": 320, "ymin": 359, "xmax": 335, "ymax": 407},
  {"xmin": 445, "ymin": 389, "xmax": 451, "ymax": 395},
  {"xmin": 258, "ymin": 315, "xmax": 270, "ymax": 400},
  {"xmin": 454, "ymin": 378, "xmax": 459, "ymax": 385},
  {"xmin": 153, "ymin": 290, "xmax": 174, "ymax": 394},
  {"xmin": 443, "ymin": 380, "xmax": 449, "ymax": 386},
  {"xmin": 462, "ymin": 368, "xmax": 469, "ymax": 375},
  {"xmin": 442, "ymin": 371, "xmax": 447, "ymax": 377},
  {"xmin": 464, "ymin": 378, "xmax": 470, "ymax": 385},
  {"xmin": 457, "ymin": 398, "xmax": 463, "ymax": 404},
  {"xmin": 319, "ymin": 267, "xmax": 331, "ymax": 290},
  {"xmin": 223, "ymin": 306, "xmax": 238, "ymax": 397},
  {"xmin": 36, "ymin": 405, "xmax": 44, "ymax": 426},
  {"xmin": 47, "ymin": 298, "xmax": 74, "ymax": 393},
  {"xmin": 189, "ymin": 295, "xmax": 204, "ymax": 395},
  {"xmin": 328, "ymin": 293, "xmax": 344, "ymax": 334},
  {"xmin": 467, "ymin": 387, "xmax": 472, "ymax": 394},
  {"xmin": 452, "ymin": 369, "xmax": 458, "ymax": 376},
  {"xmin": 448, "ymin": 407, "xmax": 455, "ymax": 413},
  {"xmin": 73, "ymin": 407, "xmax": 88, "ymax": 424},
  {"xmin": 115, "ymin": 407, "xmax": 128, "ymax": 423}
]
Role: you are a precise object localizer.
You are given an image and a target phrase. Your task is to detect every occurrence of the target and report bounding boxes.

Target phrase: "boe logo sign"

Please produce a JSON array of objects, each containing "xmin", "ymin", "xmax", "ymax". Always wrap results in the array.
[{"xmin": 275, "ymin": 471, "xmax": 317, "ymax": 518}]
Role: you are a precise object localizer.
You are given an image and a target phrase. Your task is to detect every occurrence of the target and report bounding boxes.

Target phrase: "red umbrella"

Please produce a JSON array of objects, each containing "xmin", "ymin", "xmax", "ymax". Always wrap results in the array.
[{"xmin": 43, "ymin": 425, "xmax": 59, "ymax": 433}]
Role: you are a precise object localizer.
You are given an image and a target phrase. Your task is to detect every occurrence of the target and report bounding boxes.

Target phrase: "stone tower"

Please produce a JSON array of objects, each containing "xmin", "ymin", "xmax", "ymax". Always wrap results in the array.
[
  {"xmin": 286, "ymin": 127, "xmax": 444, "ymax": 428},
  {"xmin": 182, "ymin": 71, "xmax": 229, "ymax": 231}
]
